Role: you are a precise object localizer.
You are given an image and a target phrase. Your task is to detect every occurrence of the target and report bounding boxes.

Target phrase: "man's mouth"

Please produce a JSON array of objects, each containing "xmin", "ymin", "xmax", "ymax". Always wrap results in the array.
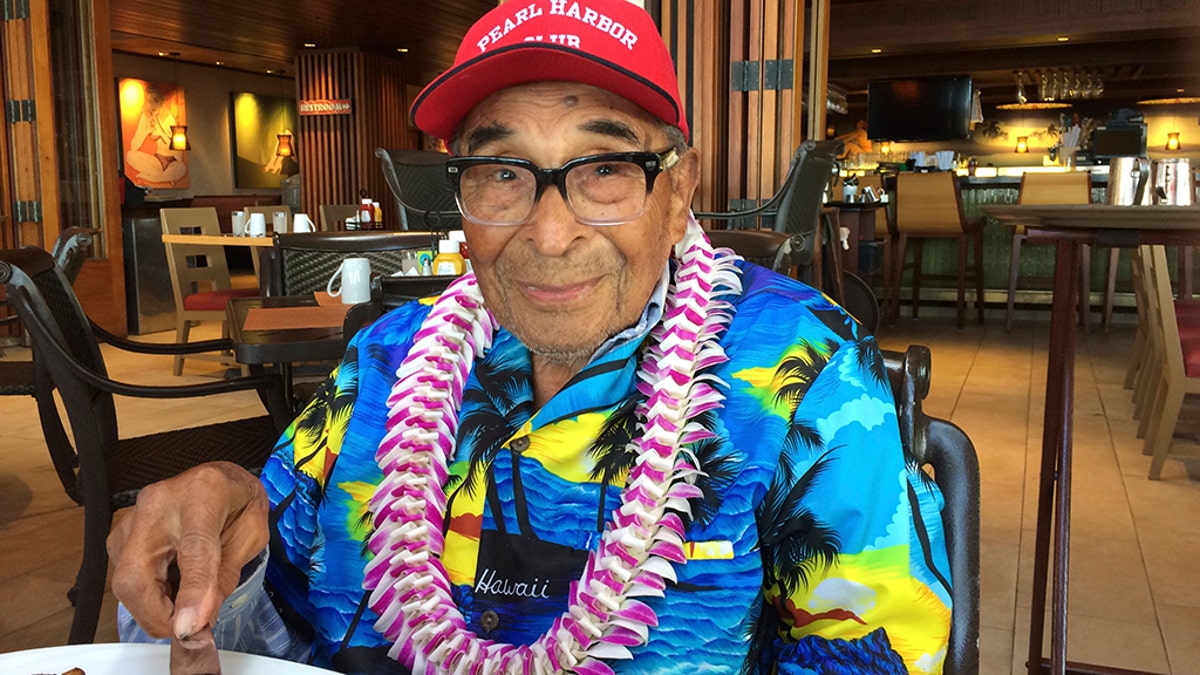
[{"xmin": 517, "ymin": 277, "xmax": 602, "ymax": 305}]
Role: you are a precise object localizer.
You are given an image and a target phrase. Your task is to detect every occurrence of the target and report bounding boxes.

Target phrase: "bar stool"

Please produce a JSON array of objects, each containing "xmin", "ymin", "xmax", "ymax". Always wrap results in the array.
[
  {"xmin": 1005, "ymin": 172, "xmax": 1092, "ymax": 331},
  {"xmin": 886, "ymin": 172, "xmax": 984, "ymax": 329}
]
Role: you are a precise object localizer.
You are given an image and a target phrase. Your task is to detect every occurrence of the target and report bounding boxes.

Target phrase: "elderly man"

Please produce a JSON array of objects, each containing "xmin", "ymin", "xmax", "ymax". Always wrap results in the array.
[{"xmin": 109, "ymin": 1, "xmax": 952, "ymax": 673}]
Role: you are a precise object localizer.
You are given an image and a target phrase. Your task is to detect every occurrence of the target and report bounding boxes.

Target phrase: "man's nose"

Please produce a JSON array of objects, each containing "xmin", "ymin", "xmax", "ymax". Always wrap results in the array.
[{"xmin": 524, "ymin": 187, "xmax": 587, "ymax": 256}]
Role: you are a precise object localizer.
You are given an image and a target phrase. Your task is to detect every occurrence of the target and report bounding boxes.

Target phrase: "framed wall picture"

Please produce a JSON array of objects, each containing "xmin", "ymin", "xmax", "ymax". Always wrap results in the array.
[
  {"xmin": 230, "ymin": 92, "xmax": 299, "ymax": 189},
  {"xmin": 119, "ymin": 78, "xmax": 189, "ymax": 188}
]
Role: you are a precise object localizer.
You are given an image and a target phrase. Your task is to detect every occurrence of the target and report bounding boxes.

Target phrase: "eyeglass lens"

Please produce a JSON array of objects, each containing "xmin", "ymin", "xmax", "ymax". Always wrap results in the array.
[{"xmin": 457, "ymin": 158, "xmax": 651, "ymax": 226}]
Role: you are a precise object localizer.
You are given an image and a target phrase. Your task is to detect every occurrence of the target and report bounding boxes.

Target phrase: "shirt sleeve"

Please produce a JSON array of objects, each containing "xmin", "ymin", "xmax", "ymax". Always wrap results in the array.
[{"xmin": 763, "ymin": 337, "xmax": 953, "ymax": 674}]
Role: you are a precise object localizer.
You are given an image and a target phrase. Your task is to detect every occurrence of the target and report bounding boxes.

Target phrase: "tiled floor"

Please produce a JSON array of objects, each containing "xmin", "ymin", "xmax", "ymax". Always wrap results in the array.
[{"xmin": 1, "ymin": 309, "xmax": 1198, "ymax": 673}]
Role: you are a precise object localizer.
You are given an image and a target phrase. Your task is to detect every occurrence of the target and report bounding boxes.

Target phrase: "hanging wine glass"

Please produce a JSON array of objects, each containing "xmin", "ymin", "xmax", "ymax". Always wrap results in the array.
[
  {"xmin": 1038, "ymin": 71, "xmax": 1049, "ymax": 101},
  {"xmin": 1014, "ymin": 71, "xmax": 1027, "ymax": 104}
]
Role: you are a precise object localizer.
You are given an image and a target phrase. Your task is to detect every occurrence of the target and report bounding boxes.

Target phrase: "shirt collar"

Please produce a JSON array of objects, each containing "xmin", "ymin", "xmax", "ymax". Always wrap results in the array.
[{"xmin": 588, "ymin": 262, "xmax": 669, "ymax": 362}]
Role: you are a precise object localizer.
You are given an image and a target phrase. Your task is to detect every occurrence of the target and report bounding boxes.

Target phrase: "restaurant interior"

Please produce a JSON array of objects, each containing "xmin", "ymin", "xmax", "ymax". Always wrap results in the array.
[{"xmin": 2, "ymin": 0, "xmax": 1200, "ymax": 673}]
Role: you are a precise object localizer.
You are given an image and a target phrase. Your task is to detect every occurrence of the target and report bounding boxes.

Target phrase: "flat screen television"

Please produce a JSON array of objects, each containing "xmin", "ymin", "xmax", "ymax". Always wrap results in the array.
[{"xmin": 867, "ymin": 76, "xmax": 973, "ymax": 142}]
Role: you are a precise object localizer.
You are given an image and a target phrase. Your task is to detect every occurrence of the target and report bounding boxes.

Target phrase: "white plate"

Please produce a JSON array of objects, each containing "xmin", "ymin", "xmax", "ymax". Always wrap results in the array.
[{"xmin": 0, "ymin": 643, "xmax": 336, "ymax": 675}]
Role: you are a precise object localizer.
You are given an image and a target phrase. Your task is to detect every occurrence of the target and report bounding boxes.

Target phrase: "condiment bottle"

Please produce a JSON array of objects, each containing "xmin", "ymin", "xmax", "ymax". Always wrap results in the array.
[
  {"xmin": 359, "ymin": 198, "xmax": 374, "ymax": 227},
  {"xmin": 448, "ymin": 230, "xmax": 472, "ymax": 273},
  {"xmin": 433, "ymin": 238, "xmax": 466, "ymax": 276},
  {"xmin": 373, "ymin": 201, "xmax": 383, "ymax": 228}
]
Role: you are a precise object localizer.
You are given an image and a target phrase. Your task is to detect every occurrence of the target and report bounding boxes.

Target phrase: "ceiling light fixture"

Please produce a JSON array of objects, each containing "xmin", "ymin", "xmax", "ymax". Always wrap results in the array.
[
  {"xmin": 1015, "ymin": 136, "xmax": 1029, "ymax": 153},
  {"xmin": 1056, "ymin": 36, "xmax": 1070, "ymax": 42},
  {"xmin": 1137, "ymin": 96, "xmax": 1200, "ymax": 105},
  {"xmin": 870, "ymin": 48, "xmax": 882, "ymax": 54},
  {"xmin": 303, "ymin": 42, "xmax": 316, "ymax": 48},
  {"xmin": 1166, "ymin": 131, "xmax": 1181, "ymax": 151},
  {"xmin": 396, "ymin": 48, "xmax": 409, "ymax": 53}
]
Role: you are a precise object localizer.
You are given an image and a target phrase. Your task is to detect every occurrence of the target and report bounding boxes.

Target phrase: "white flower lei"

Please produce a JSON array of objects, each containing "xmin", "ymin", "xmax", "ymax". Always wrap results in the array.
[{"xmin": 364, "ymin": 220, "xmax": 741, "ymax": 675}]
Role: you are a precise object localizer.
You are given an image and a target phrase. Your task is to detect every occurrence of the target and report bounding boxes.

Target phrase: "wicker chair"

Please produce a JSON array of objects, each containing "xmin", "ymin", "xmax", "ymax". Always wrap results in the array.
[
  {"xmin": 257, "ymin": 230, "xmax": 443, "ymax": 407},
  {"xmin": 375, "ymin": 148, "xmax": 462, "ymax": 231},
  {"xmin": 695, "ymin": 140, "xmax": 842, "ymax": 288},
  {"xmin": 263, "ymin": 230, "xmax": 440, "ymax": 296},
  {"xmin": 0, "ymin": 246, "xmax": 290, "ymax": 644},
  {"xmin": 0, "ymin": 228, "xmax": 97, "ymax": 395}
]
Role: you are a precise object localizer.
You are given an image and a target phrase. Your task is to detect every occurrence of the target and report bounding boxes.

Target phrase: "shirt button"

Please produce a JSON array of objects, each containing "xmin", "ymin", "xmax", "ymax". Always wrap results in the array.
[
  {"xmin": 510, "ymin": 436, "xmax": 530, "ymax": 453},
  {"xmin": 480, "ymin": 609, "xmax": 500, "ymax": 632}
]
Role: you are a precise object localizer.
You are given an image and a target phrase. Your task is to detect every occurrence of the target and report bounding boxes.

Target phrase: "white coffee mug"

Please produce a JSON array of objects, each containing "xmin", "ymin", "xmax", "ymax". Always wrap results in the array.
[
  {"xmin": 327, "ymin": 257, "xmax": 372, "ymax": 305},
  {"xmin": 246, "ymin": 212, "xmax": 267, "ymax": 237},
  {"xmin": 231, "ymin": 210, "xmax": 247, "ymax": 237},
  {"xmin": 293, "ymin": 213, "xmax": 315, "ymax": 233},
  {"xmin": 273, "ymin": 210, "xmax": 289, "ymax": 234}
]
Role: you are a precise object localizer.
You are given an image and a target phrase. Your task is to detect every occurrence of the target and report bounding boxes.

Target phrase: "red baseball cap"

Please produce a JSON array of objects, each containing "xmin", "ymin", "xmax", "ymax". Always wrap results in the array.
[{"xmin": 411, "ymin": 0, "xmax": 688, "ymax": 144}]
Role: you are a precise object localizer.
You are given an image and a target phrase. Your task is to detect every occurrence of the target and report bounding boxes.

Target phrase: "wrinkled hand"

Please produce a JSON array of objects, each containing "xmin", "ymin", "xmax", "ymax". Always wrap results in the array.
[{"xmin": 108, "ymin": 461, "xmax": 269, "ymax": 673}]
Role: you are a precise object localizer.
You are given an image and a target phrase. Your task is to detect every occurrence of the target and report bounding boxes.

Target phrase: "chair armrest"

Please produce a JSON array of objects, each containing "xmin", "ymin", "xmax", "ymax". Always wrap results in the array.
[
  {"xmin": 90, "ymin": 319, "xmax": 234, "ymax": 356},
  {"xmin": 26, "ymin": 312, "xmax": 281, "ymax": 400}
]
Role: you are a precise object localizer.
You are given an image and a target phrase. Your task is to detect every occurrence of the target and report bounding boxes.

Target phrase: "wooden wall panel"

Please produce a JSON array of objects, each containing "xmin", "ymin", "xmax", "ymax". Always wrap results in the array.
[
  {"xmin": 295, "ymin": 49, "xmax": 410, "ymax": 227},
  {"xmin": 662, "ymin": 0, "xmax": 728, "ymax": 215},
  {"xmin": 665, "ymin": 0, "xmax": 808, "ymax": 217}
]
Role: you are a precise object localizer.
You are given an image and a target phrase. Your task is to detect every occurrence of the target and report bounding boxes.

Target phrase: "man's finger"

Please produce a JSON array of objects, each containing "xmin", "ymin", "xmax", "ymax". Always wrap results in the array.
[
  {"xmin": 172, "ymin": 528, "xmax": 226, "ymax": 639},
  {"xmin": 108, "ymin": 501, "xmax": 179, "ymax": 638},
  {"xmin": 171, "ymin": 624, "xmax": 221, "ymax": 675}
]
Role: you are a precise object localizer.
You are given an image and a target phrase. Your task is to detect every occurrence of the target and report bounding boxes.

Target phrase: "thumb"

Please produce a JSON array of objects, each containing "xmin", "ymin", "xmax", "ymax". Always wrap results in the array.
[{"xmin": 171, "ymin": 529, "xmax": 228, "ymax": 639}]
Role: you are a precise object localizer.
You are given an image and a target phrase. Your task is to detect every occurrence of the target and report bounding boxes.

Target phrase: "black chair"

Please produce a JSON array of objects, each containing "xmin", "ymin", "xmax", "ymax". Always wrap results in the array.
[
  {"xmin": 262, "ymin": 230, "xmax": 442, "ymax": 297},
  {"xmin": 882, "ymin": 345, "xmax": 980, "ymax": 675},
  {"xmin": 695, "ymin": 140, "xmax": 842, "ymax": 288},
  {"xmin": 0, "ymin": 246, "xmax": 291, "ymax": 645},
  {"xmin": 0, "ymin": 227, "xmax": 97, "ymax": 395},
  {"xmin": 704, "ymin": 228, "xmax": 799, "ymax": 276},
  {"xmin": 375, "ymin": 148, "xmax": 462, "ymax": 231},
  {"xmin": 258, "ymin": 230, "xmax": 445, "ymax": 407}
]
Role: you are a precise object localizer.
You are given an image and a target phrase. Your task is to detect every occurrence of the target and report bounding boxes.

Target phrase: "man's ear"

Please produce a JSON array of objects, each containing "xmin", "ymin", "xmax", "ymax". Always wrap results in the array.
[{"xmin": 666, "ymin": 147, "xmax": 701, "ymax": 243}]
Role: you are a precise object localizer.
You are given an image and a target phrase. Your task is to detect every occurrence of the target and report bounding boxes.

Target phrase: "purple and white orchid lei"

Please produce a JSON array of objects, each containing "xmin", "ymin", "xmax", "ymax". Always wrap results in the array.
[{"xmin": 363, "ymin": 220, "xmax": 741, "ymax": 675}]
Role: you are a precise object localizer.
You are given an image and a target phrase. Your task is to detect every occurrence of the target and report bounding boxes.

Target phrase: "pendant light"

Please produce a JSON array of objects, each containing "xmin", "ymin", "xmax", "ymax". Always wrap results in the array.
[
  {"xmin": 170, "ymin": 125, "xmax": 191, "ymax": 151},
  {"xmin": 165, "ymin": 52, "xmax": 190, "ymax": 151},
  {"xmin": 1166, "ymin": 132, "xmax": 1181, "ymax": 151},
  {"xmin": 276, "ymin": 129, "xmax": 294, "ymax": 157},
  {"xmin": 272, "ymin": 71, "xmax": 295, "ymax": 158},
  {"xmin": 1015, "ymin": 136, "xmax": 1030, "ymax": 153}
]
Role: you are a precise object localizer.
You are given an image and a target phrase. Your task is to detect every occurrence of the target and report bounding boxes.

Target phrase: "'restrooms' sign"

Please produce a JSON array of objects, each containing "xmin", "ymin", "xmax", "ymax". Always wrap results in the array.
[{"xmin": 298, "ymin": 99, "xmax": 353, "ymax": 116}]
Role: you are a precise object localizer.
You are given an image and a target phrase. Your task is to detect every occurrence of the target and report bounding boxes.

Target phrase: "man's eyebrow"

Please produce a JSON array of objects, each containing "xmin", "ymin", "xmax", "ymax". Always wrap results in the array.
[
  {"xmin": 464, "ymin": 125, "xmax": 513, "ymax": 154},
  {"xmin": 580, "ymin": 119, "xmax": 641, "ymax": 146}
]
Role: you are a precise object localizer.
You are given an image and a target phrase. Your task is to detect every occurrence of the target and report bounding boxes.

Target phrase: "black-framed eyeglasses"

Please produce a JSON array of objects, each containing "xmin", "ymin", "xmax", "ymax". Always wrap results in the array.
[{"xmin": 445, "ymin": 148, "xmax": 679, "ymax": 227}]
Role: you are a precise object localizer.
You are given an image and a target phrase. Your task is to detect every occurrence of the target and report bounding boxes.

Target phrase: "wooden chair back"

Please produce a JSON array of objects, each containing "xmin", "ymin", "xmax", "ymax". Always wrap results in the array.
[
  {"xmin": 319, "ymin": 204, "xmax": 359, "ymax": 231},
  {"xmin": 895, "ymin": 172, "xmax": 967, "ymax": 235},
  {"xmin": 245, "ymin": 204, "xmax": 292, "ymax": 233},
  {"xmin": 159, "ymin": 208, "xmax": 235, "ymax": 306},
  {"xmin": 1017, "ymin": 172, "xmax": 1091, "ymax": 205}
]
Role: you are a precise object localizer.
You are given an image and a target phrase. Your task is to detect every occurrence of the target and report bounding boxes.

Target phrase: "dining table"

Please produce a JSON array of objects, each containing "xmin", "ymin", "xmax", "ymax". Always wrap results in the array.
[
  {"xmin": 226, "ymin": 293, "xmax": 377, "ymax": 408},
  {"xmin": 984, "ymin": 203, "xmax": 1200, "ymax": 675},
  {"xmin": 824, "ymin": 199, "xmax": 887, "ymax": 277}
]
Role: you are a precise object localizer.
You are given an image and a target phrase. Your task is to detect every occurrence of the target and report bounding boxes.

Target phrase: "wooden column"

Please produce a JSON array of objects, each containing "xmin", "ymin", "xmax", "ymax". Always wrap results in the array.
[{"xmin": 295, "ymin": 49, "xmax": 411, "ymax": 225}]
